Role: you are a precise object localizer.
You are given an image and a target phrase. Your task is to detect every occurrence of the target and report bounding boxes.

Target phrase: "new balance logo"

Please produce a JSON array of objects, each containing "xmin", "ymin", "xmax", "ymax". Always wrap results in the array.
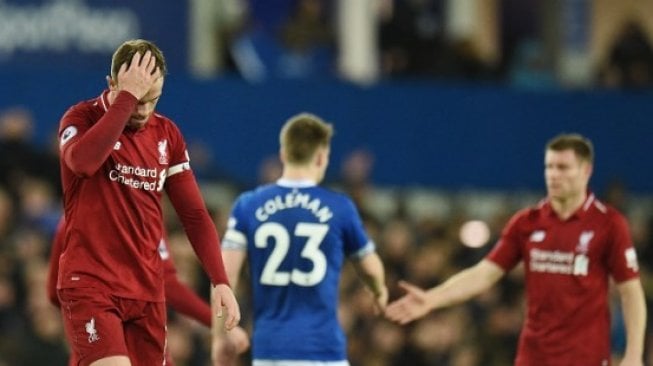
[
  {"xmin": 114, "ymin": 141, "xmax": 121, "ymax": 150},
  {"xmin": 529, "ymin": 230, "xmax": 546, "ymax": 242}
]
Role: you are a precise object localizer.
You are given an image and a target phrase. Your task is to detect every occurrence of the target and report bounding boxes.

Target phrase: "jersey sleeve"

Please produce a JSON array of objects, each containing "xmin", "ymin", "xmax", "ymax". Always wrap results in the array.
[
  {"xmin": 163, "ymin": 122, "xmax": 229, "ymax": 286},
  {"xmin": 59, "ymin": 92, "xmax": 137, "ymax": 177},
  {"xmin": 341, "ymin": 198, "xmax": 375, "ymax": 259},
  {"xmin": 222, "ymin": 195, "xmax": 248, "ymax": 251},
  {"xmin": 163, "ymin": 120, "xmax": 191, "ymax": 179},
  {"xmin": 165, "ymin": 172, "xmax": 229, "ymax": 286},
  {"xmin": 607, "ymin": 211, "xmax": 640, "ymax": 283},
  {"xmin": 486, "ymin": 211, "xmax": 524, "ymax": 271}
]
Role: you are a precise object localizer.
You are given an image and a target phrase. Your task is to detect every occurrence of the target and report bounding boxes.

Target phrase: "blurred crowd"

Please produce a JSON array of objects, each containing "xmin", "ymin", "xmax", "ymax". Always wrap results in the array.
[
  {"xmin": 190, "ymin": 0, "xmax": 653, "ymax": 89},
  {"xmin": 0, "ymin": 107, "xmax": 652, "ymax": 366}
]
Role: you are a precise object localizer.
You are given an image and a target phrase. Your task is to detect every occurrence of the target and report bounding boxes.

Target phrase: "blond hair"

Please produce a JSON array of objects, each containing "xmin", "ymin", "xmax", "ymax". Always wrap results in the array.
[{"xmin": 280, "ymin": 113, "xmax": 333, "ymax": 165}]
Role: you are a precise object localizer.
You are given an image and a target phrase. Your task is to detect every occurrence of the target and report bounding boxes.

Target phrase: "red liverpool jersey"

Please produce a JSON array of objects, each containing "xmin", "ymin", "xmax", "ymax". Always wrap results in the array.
[
  {"xmin": 57, "ymin": 90, "xmax": 226, "ymax": 301},
  {"xmin": 487, "ymin": 193, "xmax": 640, "ymax": 366}
]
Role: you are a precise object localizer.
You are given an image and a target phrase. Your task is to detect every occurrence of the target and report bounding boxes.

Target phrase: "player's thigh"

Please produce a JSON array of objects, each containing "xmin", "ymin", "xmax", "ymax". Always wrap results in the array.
[
  {"xmin": 58, "ymin": 287, "xmax": 129, "ymax": 366},
  {"xmin": 123, "ymin": 300, "xmax": 167, "ymax": 366}
]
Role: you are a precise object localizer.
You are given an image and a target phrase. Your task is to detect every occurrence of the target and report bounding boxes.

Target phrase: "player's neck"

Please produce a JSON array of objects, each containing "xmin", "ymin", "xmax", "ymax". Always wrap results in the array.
[
  {"xmin": 281, "ymin": 166, "xmax": 319, "ymax": 183},
  {"xmin": 551, "ymin": 192, "xmax": 587, "ymax": 220}
]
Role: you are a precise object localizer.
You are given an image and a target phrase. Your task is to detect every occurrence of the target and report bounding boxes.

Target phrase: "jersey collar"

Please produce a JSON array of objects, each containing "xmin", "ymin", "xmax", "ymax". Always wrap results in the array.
[
  {"xmin": 541, "ymin": 192, "xmax": 596, "ymax": 220},
  {"xmin": 276, "ymin": 178, "xmax": 317, "ymax": 188},
  {"xmin": 99, "ymin": 89, "xmax": 111, "ymax": 112}
]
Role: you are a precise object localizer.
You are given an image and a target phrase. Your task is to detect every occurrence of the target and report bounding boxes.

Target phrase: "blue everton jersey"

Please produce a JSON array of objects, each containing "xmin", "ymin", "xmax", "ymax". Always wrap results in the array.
[{"xmin": 223, "ymin": 179, "xmax": 375, "ymax": 361}]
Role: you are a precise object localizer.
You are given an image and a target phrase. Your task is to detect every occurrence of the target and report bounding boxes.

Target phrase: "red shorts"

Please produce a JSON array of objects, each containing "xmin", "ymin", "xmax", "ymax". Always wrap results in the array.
[{"xmin": 58, "ymin": 287, "xmax": 167, "ymax": 366}]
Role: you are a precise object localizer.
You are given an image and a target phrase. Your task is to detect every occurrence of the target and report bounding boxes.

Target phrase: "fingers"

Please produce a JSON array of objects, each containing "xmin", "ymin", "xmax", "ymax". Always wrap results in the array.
[
  {"xmin": 130, "ymin": 51, "xmax": 142, "ymax": 70},
  {"xmin": 223, "ymin": 301, "xmax": 241, "ymax": 330},
  {"xmin": 118, "ymin": 62, "xmax": 128, "ymax": 77},
  {"xmin": 398, "ymin": 280, "xmax": 420, "ymax": 294},
  {"xmin": 144, "ymin": 51, "xmax": 157, "ymax": 75},
  {"xmin": 214, "ymin": 287, "xmax": 241, "ymax": 331},
  {"xmin": 385, "ymin": 299, "xmax": 417, "ymax": 325},
  {"xmin": 121, "ymin": 50, "xmax": 156, "ymax": 77}
]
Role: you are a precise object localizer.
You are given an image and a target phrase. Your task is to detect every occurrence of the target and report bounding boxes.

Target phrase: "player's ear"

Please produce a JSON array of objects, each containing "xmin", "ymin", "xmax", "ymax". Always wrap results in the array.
[
  {"xmin": 106, "ymin": 75, "xmax": 117, "ymax": 90},
  {"xmin": 279, "ymin": 147, "xmax": 287, "ymax": 164},
  {"xmin": 314, "ymin": 148, "xmax": 326, "ymax": 168},
  {"xmin": 584, "ymin": 162, "xmax": 593, "ymax": 178}
]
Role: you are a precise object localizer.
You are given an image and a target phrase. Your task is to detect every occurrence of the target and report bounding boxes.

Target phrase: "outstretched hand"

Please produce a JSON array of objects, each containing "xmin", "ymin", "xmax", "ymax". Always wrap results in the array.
[
  {"xmin": 116, "ymin": 50, "xmax": 162, "ymax": 100},
  {"xmin": 384, "ymin": 281, "xmax": 431, "ymax": 325}
]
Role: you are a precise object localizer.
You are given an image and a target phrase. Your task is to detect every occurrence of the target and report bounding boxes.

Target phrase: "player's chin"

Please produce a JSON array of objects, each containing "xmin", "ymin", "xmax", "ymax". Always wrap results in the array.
[
  {"xmin": 547, "ymin": 188, "xmax": 564, "ymax": 199},
  {"xmin": 128, "ymin": 119, "xmax": 148, "ymax": 129}
]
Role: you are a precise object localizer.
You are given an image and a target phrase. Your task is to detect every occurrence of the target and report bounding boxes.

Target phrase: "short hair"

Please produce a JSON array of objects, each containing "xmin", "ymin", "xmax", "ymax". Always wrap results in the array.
[
  {"xmin": 110, "ymin": 39, "xmax": 167, "ymax": 80},
  {"xmin": 546, "ymin": 133, "xmax": 594, "ymax": 163},
  {"xmin": 280, "ymin": 113, "xmax": 333, "ymax": 165}
]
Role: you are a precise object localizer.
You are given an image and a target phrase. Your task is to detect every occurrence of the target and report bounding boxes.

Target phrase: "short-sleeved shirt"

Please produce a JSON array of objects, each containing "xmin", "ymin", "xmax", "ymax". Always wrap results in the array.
[
  {"xmin": 487, "ymin": 193, "xmax": 640, "ymax": 366},
  {"xmin": 58, "ymin": 90, "xmax": 190, "ymax": 302},
  {"xmin": 222, "ymin": 179, "xmax": 375, "ymax": 362}
]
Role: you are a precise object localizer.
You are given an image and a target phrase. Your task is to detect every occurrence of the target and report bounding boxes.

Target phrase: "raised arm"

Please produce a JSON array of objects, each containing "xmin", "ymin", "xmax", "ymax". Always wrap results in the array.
[
  {"xmin": 61, "ymin": 52, "xmax": 160, "ymax": 177},
  {"xmin": 386, "ymin": 259, "xmax": 505, "ymax": 324}
]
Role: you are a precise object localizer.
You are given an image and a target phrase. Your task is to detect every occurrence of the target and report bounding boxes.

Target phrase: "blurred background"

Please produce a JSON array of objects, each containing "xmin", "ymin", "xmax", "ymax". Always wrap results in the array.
[{"xmin": 0, "ymin": 0, "xmax": 652, "ymax": 365}]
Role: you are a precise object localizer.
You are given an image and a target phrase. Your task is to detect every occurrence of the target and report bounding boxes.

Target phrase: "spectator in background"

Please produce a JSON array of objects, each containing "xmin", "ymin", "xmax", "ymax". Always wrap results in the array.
[
  {"xmin": 0, "ymin": 107, "xmax": 60, "ymax": 202},
  {"xmin": 338, "ymin": 148, "xmax": 375, "ymax": 209},
  {"xmin": 231, "ymin": 0, "xmax": 335, "ymax": 81},
  {"xmin": 598, "ymin": 20, "xmax": 653, "ymax": 89},
  {"xmin": 387, "ymin": 133, "xmax": 647, "ymax": 366},
  {"xmin": 213, "ymin": 113, "xmax": 388, "ymax": 365},
  {"xmin": 379, "ymin": 0, "xmax": 449, "ymax": 77},
  {"xmin": 278, "ymin": 0, "xmax": 334, "ymax": 78}
]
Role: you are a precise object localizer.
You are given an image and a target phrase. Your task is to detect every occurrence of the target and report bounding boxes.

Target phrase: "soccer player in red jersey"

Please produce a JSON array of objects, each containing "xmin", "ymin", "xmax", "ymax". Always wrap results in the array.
[
  {"xmin": 56, "ymin": 39, "xmax": 240, "ymax": 366},
  {"xmin": 47, "ymin": 217, "xmax": 222, "ymax": 365},
  {"xmin": 386, "ymin": 134, "xmax": 646, "ymax": 366}
]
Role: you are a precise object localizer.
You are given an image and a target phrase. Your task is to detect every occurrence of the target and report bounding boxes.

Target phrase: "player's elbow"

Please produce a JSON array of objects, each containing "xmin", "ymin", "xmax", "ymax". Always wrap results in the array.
[{"xmin": 64, "ymin": 150, "xmax": 99, "ymax": 178}]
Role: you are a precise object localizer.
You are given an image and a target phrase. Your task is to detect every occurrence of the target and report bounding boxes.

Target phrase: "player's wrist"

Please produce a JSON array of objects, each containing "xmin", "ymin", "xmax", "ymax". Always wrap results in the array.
[{"xmin": 114, "ymin": 90, "xmax": 139, "ymax": 105}]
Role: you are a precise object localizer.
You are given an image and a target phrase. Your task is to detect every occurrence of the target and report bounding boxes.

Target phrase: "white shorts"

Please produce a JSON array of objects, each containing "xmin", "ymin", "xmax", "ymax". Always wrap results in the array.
[{"xmin": 253, "ymin": 360, "xmax": 350, "ymax": 366}]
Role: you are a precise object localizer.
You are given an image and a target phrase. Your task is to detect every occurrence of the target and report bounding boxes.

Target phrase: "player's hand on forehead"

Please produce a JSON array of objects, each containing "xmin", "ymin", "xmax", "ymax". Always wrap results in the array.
[
  {"xmin": 126, "ymin": 50, "xmax": 161, "ymax": 78},
  {"xmin": 117, "ymin": 50, "xmax": 161, "ymax": 100}
]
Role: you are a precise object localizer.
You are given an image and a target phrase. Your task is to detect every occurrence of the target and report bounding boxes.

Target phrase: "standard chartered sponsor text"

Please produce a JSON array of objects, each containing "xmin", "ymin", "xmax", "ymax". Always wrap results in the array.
[
  {"xmin": 530, "ymin": 249, "xmax": 574, "ymax": 263},
  {"xmin": 109, "ymin": 164, "xmax": 160, "ymax": 191},
  {"xmin": 529, "ymin": 248, "xmax": 575, "ymax": 274}
]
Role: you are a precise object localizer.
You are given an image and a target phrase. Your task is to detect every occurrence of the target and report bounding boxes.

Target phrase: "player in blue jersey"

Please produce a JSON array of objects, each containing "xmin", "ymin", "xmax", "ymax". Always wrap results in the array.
[{"xmin": 211, "ymin": 112, "xmax": 388, "ymax": 366}]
